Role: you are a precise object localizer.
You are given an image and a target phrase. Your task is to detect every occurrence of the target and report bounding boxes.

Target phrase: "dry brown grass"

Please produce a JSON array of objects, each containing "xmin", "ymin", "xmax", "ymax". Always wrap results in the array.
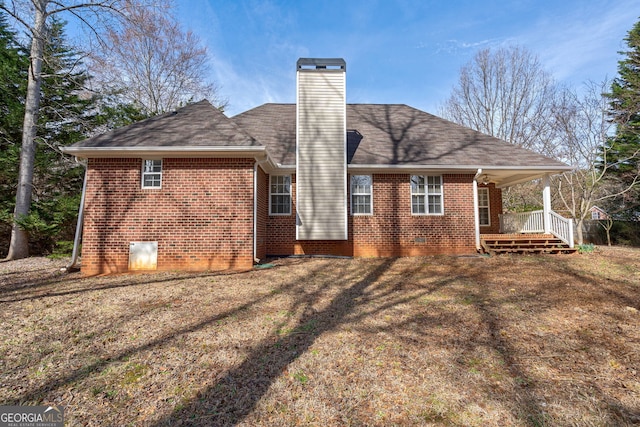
[{"xmin": 1, "ymin": 247, "xmax": 639, "ymax": 426}]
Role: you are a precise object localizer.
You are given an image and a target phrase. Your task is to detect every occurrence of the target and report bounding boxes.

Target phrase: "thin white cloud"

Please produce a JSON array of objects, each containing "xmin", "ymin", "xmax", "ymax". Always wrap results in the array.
[
  {"xmin": 210, "ymin": 54, "xmax": 298, "ymax": 116},
  {"xmin": 522, "ymin": 1, "xmax": 636, "ymax": 85},
  {"xmin": 430, "ymin": 38, "xmax": 500, "ymax": 55}
]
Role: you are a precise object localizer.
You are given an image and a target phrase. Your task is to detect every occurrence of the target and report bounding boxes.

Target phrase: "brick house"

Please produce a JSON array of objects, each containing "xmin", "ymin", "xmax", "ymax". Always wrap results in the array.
[
  {"xmin": 62, "ymin": 58, "xmax": 572, "ymax": 275},
  {"xmin": 590, "ymin": 206, "xmax": 609, "ymax": 221}
]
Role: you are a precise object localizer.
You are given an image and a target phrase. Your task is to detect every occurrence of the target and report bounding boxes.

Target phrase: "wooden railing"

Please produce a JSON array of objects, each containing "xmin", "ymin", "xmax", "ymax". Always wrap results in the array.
[
  {"xmin": 499, "ymin": 210, "xmax": 544, "ymax": 233},
  {"xmin": 549, "ymin": 211, "xmax": 574, "ymax": 248},
  {"xmin": 499, "ymin": 210, "xmax": 574, "ymax": 248}
]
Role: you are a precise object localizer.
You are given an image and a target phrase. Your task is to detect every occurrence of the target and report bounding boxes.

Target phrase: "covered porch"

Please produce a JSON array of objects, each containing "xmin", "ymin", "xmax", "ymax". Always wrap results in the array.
[{"xmin": 473, "ymin": 168, "xmax": 575, "ymax": 255}]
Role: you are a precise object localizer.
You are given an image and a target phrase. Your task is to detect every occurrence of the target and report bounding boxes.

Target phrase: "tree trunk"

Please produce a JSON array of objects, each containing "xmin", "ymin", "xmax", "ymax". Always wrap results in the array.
[
  {"xmin": 575, "ymin": 218, "xmax": 584, "ymax": 246},
  {"xmin": 5, "ymin": 1, "xmax": 47, "ymax": 260},
  {"xmin": 603, "ymin": 218, "xmax": 613, "ymax": 246}
]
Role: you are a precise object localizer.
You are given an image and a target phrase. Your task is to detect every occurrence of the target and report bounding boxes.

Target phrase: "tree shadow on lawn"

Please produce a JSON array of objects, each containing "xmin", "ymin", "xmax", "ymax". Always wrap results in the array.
[
  {"xmin": 152, "ymin": 258, "xmax": 400, "ymax": 426},
  {"xmin": 12, "ymin": 254, "xmax": 637, "ymax": 425},
  {"xmin": 468, "ymin": 259, "xmax": 640, "ymax": 425},
  {"xmin": 346, "ymin": 255, "xmax": 640, "ymax": 426},
  {"xmin": 10, "ymin": 261, "xmax": 332, "ymax": 406},
  {"xmin": 150, "ymin": 256, "xmax": 560, "ymax": 427},
  {"xmin": 0, "ymin": 268, "xmax": 248, "ymax": 303}
]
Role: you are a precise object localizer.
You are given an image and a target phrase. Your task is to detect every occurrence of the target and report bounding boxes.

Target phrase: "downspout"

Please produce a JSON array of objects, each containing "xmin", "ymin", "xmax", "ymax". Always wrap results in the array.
[
  {"xmin": 473, "ymin": 169, "xmax": 482, "ymax": 251},
  {"xmin": 65, "ymin": 158, "xmax": 88, "ymax": 271},
  {"xmin": 253, "ymin": 157, "xmax": 269, "ymax": 264}
]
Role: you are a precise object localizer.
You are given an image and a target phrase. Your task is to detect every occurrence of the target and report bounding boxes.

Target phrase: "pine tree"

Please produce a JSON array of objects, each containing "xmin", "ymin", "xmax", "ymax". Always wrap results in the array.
[
  {"xmin": 604, "ymin": 18, "xmax": 640, "ymax": 218},
  {"xmin": 0, "ymin": 12, "xmax": 27, "ymax": 147},
  {"xmin": 0, "ymin": 12, "xmax": 28, "ymax": 251},
  {"xmin": 608, "ymin": 20, "xmax": 640, "ymax": 141},
  {"xmin": 1, "ymin": 0, "xmax": 130, "ymax": 260},
  {"xmin": 26, "ymin": 17, "xmax": 101, "ymax": 253},
  {"xmin": 1, "ymin": 16, "xmax": 109, "ymax": 255}
]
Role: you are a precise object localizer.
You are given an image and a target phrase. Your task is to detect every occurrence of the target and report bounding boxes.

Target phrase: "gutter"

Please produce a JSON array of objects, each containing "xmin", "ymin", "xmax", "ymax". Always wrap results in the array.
[
  {"xmin": 346, "ymin": 164, "xmax": 572, "ymax": 172},
  {"xmin": 60, "ymin": 145, "xmax": 268, "ymax": 159},
  {"xmin": 66, "ymin": 159, "xmax": 88, "ymax": 271}
]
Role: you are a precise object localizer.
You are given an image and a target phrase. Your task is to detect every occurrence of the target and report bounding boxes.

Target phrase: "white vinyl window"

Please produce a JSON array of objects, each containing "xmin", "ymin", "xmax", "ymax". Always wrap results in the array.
[
  {"xmin": 269, "ymin": 175, "xmax": 291, "ymax": 215},
  {"xmin": 411, "ymin": 175, "xmax": 443, "ymax": 215},
  {"xmin": 351, "ymin": 175, "xmax": 372, "ymax": 215},
  {"xmin": 142, "ymin": 159, "xmax": 162, "ymax": 188},
  {"xmin": 478, "ymin": 187, "xmax": 490, "ymax": 226}
]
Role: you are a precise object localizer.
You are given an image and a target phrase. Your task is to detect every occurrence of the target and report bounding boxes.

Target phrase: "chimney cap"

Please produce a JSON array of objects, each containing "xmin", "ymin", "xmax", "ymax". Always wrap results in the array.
[{"xmin": 297, "ymin": 58, "xmax": 346, "ymax": 71}]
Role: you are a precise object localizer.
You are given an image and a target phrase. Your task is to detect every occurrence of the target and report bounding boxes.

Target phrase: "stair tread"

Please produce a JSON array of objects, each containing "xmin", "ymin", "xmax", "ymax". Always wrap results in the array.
[{"xmin": 480, "ymin": 236, "xmax": 576, "ymax": 256}]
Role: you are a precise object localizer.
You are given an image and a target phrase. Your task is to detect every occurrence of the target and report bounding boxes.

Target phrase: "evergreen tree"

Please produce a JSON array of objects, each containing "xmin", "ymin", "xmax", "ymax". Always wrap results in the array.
[
  {"xmin": 0, "ymin": 12, "xmax": 27, "ymax": 147},
  {"xmin": 604, "ymin": 18, "xmax": 640, "ymax": 218},
  {"xmin": 24, "ymin": 17, "xmax": 95, "ymax": 252},
  {"xmin": 1, "ymin": 16, "xmax": 121, "ymax": 254},
  {"xmin": 608, "ymin": 19, "xmax": 640, "ymax": 144},
  {"xmin": 0, "ymin": 12, "xmax": 28, "ymax": 251},
  {"xmin": 1, "ymin": 0, "xmax": 131, "ymax": 260}
]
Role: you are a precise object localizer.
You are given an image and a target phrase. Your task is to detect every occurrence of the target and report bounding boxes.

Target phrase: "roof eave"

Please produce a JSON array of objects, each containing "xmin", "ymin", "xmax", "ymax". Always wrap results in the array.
[
  {"xmin": 347, "ymin": 163, "xmax": 571, "ymax": 173},
  {"xmin": 61, "ymin": 145, "xmax": 268, "ymax": 159},
  {"xmin": 272, "ymin": 164, "xmax": 572, "ymax": 187}
]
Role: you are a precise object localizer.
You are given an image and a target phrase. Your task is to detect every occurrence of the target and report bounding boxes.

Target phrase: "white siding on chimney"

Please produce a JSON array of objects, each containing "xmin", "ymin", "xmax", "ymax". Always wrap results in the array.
[{"xmin": 296, "ymin": 65, "xmax": 347, "ymax": 240}]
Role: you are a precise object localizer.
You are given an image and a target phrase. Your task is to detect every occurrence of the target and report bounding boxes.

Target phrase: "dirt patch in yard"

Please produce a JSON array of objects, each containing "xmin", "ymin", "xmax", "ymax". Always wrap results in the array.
[{"xmin": 1, "ymin": 247, "xmax": 639, "ymax": 426}]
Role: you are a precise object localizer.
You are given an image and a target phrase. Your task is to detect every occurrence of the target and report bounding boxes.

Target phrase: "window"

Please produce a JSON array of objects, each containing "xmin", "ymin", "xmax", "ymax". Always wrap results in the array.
[
  {"xmin": 269, "ymin": 175, "xmax": 291, "ymax": 215},
  {"xmin": 411, "ymin": 175, "xmax": 443, "ymax": 214},
  {"xmin": 351, "ymin": 175, "xmax": 372, "ymax": 215},
  {"xmin": 478, "ymin": 187, "xmax": 490, "ymax": 226},
  {"xmin": 142, "ymin": 159, "xmax": 162, "ymax": 188}
]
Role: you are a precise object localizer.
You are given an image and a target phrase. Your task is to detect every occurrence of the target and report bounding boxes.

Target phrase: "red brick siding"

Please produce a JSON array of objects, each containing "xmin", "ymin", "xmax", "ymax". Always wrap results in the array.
[
  {"xmin": 256, "ymin": 166, "xmax": 268, "ymax": 260},
  {"xmin": 81, "ymin": 158, "xmax": 255, "ymax": 274},
  {"xmin": 265, "ymin": 173, "xmax": 477, "ymax": 257},
  {"xmin": 353, "ymin": 173, "xmax": 476, "ymax": 256},
  {"xmin": 479, "ymin": 183, "xmax": 503, "ymax": 235},
  {"xmin": 266, "ymin": 174, "xmax": 298, "ymax": 255}
]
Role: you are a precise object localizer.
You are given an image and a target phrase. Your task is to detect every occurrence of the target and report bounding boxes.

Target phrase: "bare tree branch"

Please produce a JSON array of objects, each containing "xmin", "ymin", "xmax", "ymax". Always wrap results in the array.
[
  {"xmin": 552, "ymin": 80, "xmax": 640, "ymax": 243},
  {"xmin": 88, "ymin": 2, "xmax": 224, "ymax": 115},
  {"xmin": 441, "ymin": 46, "xmax": 560, "ymax": 156}
]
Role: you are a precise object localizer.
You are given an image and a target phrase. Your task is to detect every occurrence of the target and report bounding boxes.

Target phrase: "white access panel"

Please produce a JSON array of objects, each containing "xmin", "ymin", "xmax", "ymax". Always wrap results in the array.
[{"xmin": 129, "ymin": 241, "xmax": 158, "ymax": 270}]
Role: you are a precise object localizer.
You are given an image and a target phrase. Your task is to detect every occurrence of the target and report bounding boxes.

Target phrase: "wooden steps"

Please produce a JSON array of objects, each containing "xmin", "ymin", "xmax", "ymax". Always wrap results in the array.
[{"xmin": 481, "ymin": 236, "xmax": 577, "ymax": 255}]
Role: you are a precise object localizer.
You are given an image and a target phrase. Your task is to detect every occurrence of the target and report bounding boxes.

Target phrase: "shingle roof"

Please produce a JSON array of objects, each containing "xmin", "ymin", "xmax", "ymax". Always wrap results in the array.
[
  {"xmin": 71, "ymin": 99, "xmax": 260, "ymax": 148},
  {"xmin": 68, "ymin": 99, "xmax": 568, "ymax": 173},
  {"xmin": 232, "ymin": 103, "xmax": 568, "ymax": 168}
]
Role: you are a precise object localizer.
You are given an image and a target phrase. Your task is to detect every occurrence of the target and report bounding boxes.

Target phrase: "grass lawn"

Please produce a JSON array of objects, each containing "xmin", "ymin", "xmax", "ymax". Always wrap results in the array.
[{"xmin": 1, "ymin": 247, "xmax": 639, "ymax": 426}]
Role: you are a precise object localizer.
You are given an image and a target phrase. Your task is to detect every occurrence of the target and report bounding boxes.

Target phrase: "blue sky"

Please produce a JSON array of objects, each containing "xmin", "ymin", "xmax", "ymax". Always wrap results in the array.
[{"xmin": 175, "ymin": 0, "xmax": 638, "ymax": 117}]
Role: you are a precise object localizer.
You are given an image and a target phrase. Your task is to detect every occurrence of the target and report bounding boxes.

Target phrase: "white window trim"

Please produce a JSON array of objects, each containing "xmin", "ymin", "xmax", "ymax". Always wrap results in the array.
[
  {"xmin": 141, "ymin": 159, "xmax": 162, "ymax": 189},
  {"xmin": 350, "ymin": 175, "xmax": 373, "ymax": 215},
  {"xmin": 411, "ymin": 175, "xmax": 444, "ymax": 215},
  {"xmin": 269, "ymin": 175, "xmax": 292, "ymax": 216},
  {"xmin": 478, "ymin": 187, "xmax": 490, "ymax": 226}
]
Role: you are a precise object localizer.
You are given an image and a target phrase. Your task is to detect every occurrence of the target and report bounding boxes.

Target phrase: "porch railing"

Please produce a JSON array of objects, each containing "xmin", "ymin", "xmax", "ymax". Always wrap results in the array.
[
  {"xmin": 549, "ymin": 211, "xmax": 574, "ymax": 248},
  {"xmin": 499, "ymin": 210, "xmax": 544, "ymax": 233},
  {"xmin": 499, "ymin": 210, "xmax": 574, "ymax": 248}
]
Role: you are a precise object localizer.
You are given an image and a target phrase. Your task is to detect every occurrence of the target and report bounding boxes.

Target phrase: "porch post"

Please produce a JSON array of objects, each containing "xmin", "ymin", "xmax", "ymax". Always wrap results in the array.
[
  {"xmin": 542, "ymin": 174, "xmax": 551, "ymax": 234},
  {"xmin": 473, "ymin": 169, "xmax": 482, "ymax": 250}
]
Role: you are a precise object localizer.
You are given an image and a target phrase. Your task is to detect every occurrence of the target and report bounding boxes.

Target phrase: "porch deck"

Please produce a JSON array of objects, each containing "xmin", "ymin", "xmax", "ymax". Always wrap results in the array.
[{"xmin": 480, "ymin": 233, "xmax": 577, "ymax": 255}]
